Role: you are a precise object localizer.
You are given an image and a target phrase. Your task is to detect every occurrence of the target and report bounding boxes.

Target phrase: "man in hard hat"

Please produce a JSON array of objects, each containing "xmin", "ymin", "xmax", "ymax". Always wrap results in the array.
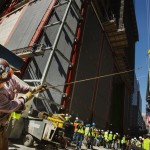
[
  {"xmin": 0, "ymin": 58, "xmax": 46, "ymax": 150},
  {"xmin": 76, "ymin": 121, "xmax": 85, "ymax": 150},
  {"xmin": 87, "ymin": 122, "xmax": 96, "ymax": 149},
  {"xmin": 72, "ymin": 117, "xmax": 79, "ymax": 144}
]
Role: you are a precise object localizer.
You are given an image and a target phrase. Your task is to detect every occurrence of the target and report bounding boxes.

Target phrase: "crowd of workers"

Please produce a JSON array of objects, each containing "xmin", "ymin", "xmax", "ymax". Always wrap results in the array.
[{"xmin": 66, "ymin": 116, "xmax": 150, "ymax": 150}]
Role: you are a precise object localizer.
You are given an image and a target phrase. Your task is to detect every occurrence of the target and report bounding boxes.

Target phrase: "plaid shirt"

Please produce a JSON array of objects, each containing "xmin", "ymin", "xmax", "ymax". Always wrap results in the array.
[{"xmin": 0, "ymin": 75, "xmax": 33, "ymax": 119}]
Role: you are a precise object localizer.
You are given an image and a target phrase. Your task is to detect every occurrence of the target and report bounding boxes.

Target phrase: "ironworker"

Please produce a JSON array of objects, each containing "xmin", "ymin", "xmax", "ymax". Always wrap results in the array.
[
  {"xmin": 113, "ymin": 133, "xmax": 118, "ymax": 149},
  {"xmin": 94, "ymin": 129, "xmax": 100, "ymax": 147},
  {"xmin": 87, "ymin": 122, "xmax": 96, "ymax": 149},
  {"xmin": 103, "ymin": 130, "xmax": 109, "ymax": 148},
  {"xmin": 65, "ymin": 113, "xmax": 71, "ymax": 122},
  {"xmin": 76, "ymin": 121, "xmax": 85, "ymax": 150},
  {"xmin": 0, "ymin": 58, "xmax": 46, "ymax": 150},
  {"xmin": 121, "ymin": 134, "xmax": 126, "ymax": 150},
  {"xmin": 99, "ymin": 130, "xmax": 104, "ymax": 146},
  {"xmin": 142, "ymin": 134, "xmax": 150, "ymax": 150},
  {"xmin": 83, "ymin": 123, "xmax": 90, "ymax": 146},
  {"xmin": 72, "ymin": 117, "xmax": 79, "ymax": 144},
  {"xmin": 101, "ymin": 130, "xmax": 104, "ymax": 146},
  {"xmin": 117, "ymin": 134, "xmax": 121, "ymax": 149},
  {"xmin": 108, "ymin": 131, "xmax": 113, "ymax": 148}
]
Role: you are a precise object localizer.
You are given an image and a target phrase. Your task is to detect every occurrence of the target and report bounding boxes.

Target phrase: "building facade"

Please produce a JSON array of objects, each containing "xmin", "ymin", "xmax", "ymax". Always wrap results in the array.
[
  {"xmin": 130, "ymin": 77, "xmax": 146, "ymax": 136},
  {"xmin": 0, "ymin": 0, "xmax": 138, "ymax": 134}
]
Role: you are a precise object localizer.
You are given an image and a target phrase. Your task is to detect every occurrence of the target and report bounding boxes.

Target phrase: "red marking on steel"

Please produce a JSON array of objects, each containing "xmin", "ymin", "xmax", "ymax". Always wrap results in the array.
[{"xmin": 62, "ymin": 0, "xmax": 89, "ymax": 113}]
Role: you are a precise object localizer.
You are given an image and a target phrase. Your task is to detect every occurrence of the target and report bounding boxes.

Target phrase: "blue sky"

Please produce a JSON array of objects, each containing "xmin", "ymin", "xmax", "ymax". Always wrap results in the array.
[{"xmin": 135, "ymin": 0, "xmax": 148, "ymax": 113}]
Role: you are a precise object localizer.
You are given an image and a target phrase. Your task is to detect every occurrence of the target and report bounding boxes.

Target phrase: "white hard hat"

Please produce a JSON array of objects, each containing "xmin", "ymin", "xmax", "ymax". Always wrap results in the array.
[
  {"xmin": 134, "ymin": 137, "xmax": 136, "ymax": 140},
  {"xmin": 75, "ymin": 117, "xmax": 78, "ymax": 120},
  {"xmin": 110, "ymin": 131, "xmax": 112, "ymax": 133},
  {"xmin": 142, "ymin": 138, "xmax": 144, "ymax": 140},
  {"xmin": 139, "ymin": 136, "xmax": 142, "ymax": 139},
  {"xmin": 116, "ymin": 133, "xmax": 118, "ymax": 135},
  {"xmin": 66, "ymin": 114, "xmax": 68, "ymax": 116}
]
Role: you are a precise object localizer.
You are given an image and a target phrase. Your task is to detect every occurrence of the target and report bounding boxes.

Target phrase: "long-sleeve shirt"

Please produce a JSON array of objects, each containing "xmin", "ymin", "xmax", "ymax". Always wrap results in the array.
[{"xmin": 0, "ymin": 75, "xmax": 33, "ymax": 122}]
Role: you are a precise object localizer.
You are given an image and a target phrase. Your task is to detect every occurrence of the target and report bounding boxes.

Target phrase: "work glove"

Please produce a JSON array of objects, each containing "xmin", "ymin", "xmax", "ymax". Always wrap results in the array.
[
  {"xmin": 31, "ymin": 84, "xmax": 47, "ymax": 93},
  {"xmin": 25, "ymin": 91, "xmax": 34, "ymax": 101}
]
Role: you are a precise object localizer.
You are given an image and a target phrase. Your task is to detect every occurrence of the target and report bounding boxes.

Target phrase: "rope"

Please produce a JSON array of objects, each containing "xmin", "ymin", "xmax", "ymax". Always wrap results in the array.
[{"xmin": 33, "ymin": 69, "xmax": 134, "ymax": 94}]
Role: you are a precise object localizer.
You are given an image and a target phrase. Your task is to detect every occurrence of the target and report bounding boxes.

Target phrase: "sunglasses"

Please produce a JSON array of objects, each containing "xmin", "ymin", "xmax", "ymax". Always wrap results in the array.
[{"xmin": 0, "ymin": 65, "xmax": 10, "ymax": 79}]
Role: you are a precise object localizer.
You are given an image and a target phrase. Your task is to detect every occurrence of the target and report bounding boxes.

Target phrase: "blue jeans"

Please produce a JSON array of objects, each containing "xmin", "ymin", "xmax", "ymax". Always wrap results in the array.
[
  {"xmin": 76, "ymin": 133, "xmax": 84, "ymax": 148},
  {"xmin": 72, "ymin": 132, "xmax": 77, "ymax": 143}
]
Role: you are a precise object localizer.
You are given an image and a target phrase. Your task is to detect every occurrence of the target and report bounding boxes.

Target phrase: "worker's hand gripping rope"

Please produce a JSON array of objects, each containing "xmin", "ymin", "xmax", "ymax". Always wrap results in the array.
[
  {"xmin": 31, "ymin": 84, "xmax": 47, "ymax": 94},
  {"xmin": 24, "ymin": 84, "xmax": 48, "ymax": 102}
]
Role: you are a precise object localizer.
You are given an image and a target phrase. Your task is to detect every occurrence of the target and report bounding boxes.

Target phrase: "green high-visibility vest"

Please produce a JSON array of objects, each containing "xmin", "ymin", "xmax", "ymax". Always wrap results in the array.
[
  {"xmin": 77, "ymin": 126, "xmax": 85, "ymax": 134},
  {"xmin": 113, "ymin": 134, "xmax": 116, "ymax": 140},
  {"xmin": 142, "ymin": 138, "xmax": 150, "ymax": 150},
  {"xmin": 108, "ymin": 134, "xmax": 113, "ymax": 140},
  {"xmin": 122, "ymin": 136, "xmax": 126, "ymax": 144},
  {"xmin": 104, "ymin": 131, "xmax": 108, "ymax": 138},
  {"xmin": 11, "ymin": 112, "xmax": 21, "ymax": 120}
]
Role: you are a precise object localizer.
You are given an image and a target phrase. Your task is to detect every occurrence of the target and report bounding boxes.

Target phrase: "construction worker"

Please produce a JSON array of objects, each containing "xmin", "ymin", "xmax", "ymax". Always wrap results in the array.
[
  {"xmin": 76, "ymin": 121, "xmax": 85, "ymax": 150},
  {"xmin": 0, "ymin": 58, "xmax": 46, "ymax": 150},
  {"xmin": 108, "ymin": 131, "xmax": 113, "ymax": 148},
  {"xmin": 84, "ymin": 123, "xmax": 90, "ymax": 146},
  {"xmin": 142, "ymin": 134, "xmax": 150, "ymax": 150},
  {"xmin": 95, "ymin": 129, "xmax": 100, "ymax": 147},
  {"xmin": 121, "ymin": 134, "xmax": 126, "ymax": 150},
  {"xmin": 72, "ymin": 117, "xmax": 79, "ymax": 144},
  {"xmin": 87, "ymin": 122, "xmax": 96, "ymax": 149},
  {"xmin": 65, "ymin": 114, "xmax": 71, "ymax": 122},
  {"xmin": 113, "ymin": 133, "xmax": 118, "ymax": 149},
  {"xmin": 103, "ymin": 130, "xmax": 109, "ymax": 148}
]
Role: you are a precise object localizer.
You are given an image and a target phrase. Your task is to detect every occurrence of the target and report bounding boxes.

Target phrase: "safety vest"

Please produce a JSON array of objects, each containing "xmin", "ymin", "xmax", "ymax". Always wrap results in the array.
[
  {"xmin": 113, "ymin": 134, "xmax": 116, "ymax": 140},
  {"xmin": 10, "ymin": 112, "xmax": 21, "ymax": 120},
  {"xmin": 76, "ymin": 125, "xmax": 85, "ymax": 134},
  {"xmin": 117, "ymin": 139, "xmax": 121, "ymax": 144},
  {"xmin": 65, "ymin": 116, "xmax": 69, "ymax": 121},
  {"xmin": 87, "ymin": 127, "xmax": 96, "ymax": 137},
  {"xmin": 122, "ymin": 136, "xmax": 126, "ymax": 144},
  {"xmin": 142, "ymin": 138, "xmax": 150, "ymax": 150},
  {"xmin": 108, "ymin": 133, "xmax": 113, "ymax": 141},
  {"xmin": 85, "ymin": 127, "xmax": 90, "ymax": 136},
  {"xmin": 104, "ymin": 131, "xmax": 108, "ymax": 138},
  {"xmin": 105, "ymin": 138, "xmax": 109, "ymax": 142},
  {"xmin": 95, "ymin": 132, "xmax": 99, "ymax": 138}
]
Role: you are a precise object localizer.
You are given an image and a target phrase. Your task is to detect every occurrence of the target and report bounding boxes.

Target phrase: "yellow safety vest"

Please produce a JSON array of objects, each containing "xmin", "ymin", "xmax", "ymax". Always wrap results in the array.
[
  {"xmin": 85, "ymin": 127, "xmax": 89, "ymax": 135},
  {"xmin": 77, "ymin": 126, "xmax": 85, "ymax": 134},
  {"xmin": 10, "ymin": 112, "xmax": 21, "ymax": 120},
  {"xmin": 87, "ymin": 127, "xmax": 96, "ymax": 137},
  {"xmin": 142, "ymin": 138, "xmax": 150, "ymax": 150},
  {"xmin": 122, "ymin": 136, "xmax": 126, "ymax": 144},
  {"xmin": 104, "ymin": 131, "xmax": 108, "ymax": 138},
  {"xmin": 108, "ymin": 134, "xmax": 113, "ymax": 141},
  {"xmin": 113, "ymin": 134, "xmax": 116, "ymax": 140}
]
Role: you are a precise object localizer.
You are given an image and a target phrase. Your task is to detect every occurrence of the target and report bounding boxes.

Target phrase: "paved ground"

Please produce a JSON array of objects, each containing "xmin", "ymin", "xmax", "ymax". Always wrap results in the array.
[{"xmin": 9, "ymin": 141, "xmax": 107, "ymax": 150}]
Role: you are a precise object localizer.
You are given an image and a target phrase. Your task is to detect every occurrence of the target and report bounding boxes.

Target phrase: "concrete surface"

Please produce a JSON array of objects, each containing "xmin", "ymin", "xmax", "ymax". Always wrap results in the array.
[{"xmin": 9, "ymin": 141, "xmax": 108, "ymax": 150}]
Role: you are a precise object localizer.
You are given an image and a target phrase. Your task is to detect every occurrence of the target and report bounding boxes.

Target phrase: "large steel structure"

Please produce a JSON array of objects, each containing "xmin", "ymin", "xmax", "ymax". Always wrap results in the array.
[{"xmin": 0, "ymin": 0, "xmax": 138, "ymax": 134}]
